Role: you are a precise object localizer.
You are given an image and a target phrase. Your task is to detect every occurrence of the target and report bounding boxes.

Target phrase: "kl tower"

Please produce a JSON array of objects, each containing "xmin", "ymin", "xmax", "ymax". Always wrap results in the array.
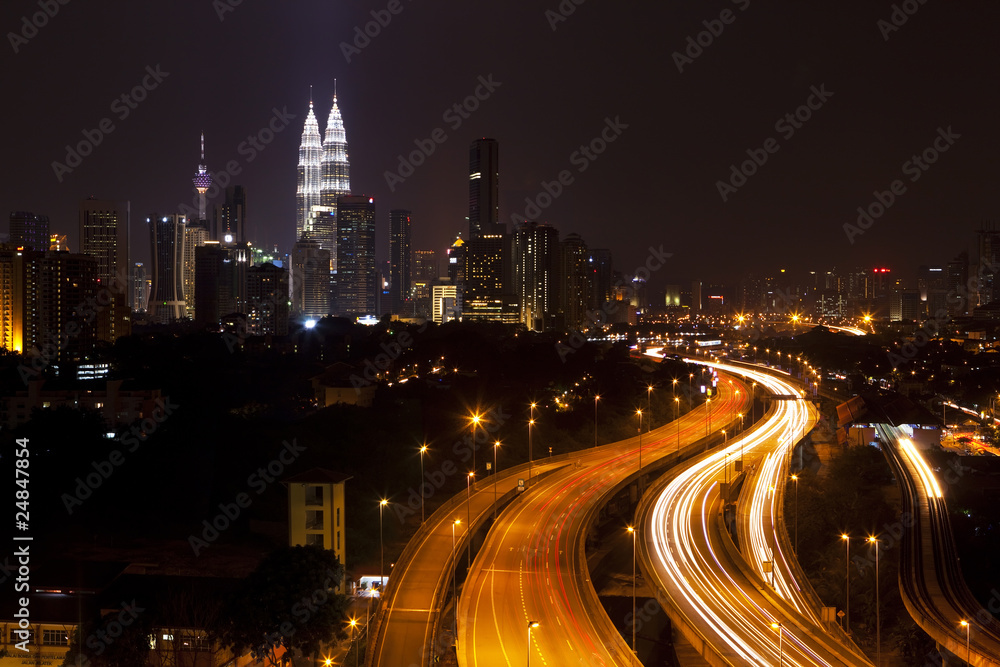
[{"xmin": 191, "ymin": 133, "xmax": 213, "ymax": 222}]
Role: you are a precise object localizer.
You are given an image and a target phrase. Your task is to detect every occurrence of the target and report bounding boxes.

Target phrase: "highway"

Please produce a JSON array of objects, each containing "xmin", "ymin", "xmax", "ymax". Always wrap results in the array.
[
  {"xmin": 367, "ymin": 457, "xmax": 569, "ymax": 667},
  {"xmin": 639, "ymin": 359, "xmax": 874, "ymax": 666},
  {"xmin": 457, "ymin": 379, "xmax": 748, "ymax": 667},
  {"xmin": 877, "ymin": 424, "xmax": 1000, "ymax": 666}
]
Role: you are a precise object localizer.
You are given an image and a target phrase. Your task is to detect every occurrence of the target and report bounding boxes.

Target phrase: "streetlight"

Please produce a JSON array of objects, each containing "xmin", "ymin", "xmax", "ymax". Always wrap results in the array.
[
  {"xmin": 528, "ymin": 410, "xmax": 536, "ymax": 486},
  {"xmin": 790, "ymin": 474, "xmax": 799, "ymax": 554},
  {"xmin": 348, "ymin": 618, "xmax": 359, "ymax": 667},
  {"xmin": 647, "ymin": 385, "xmax": 654, "ymax": 431},
  {"xmin": 527, "ymin": 621, "xmax": 539, "ymax": 666},
  {"xmin": 960, "ymin": 620, "xmax": 971, "ymax": 664},
  {"xmin": 868, "ymin": 536, "xmax": 880, "ymax": 666},
  {"xmin": 627, "ymin": 526, "xmax": 637, "ymax": 652},
  {"xmin": 674, "ymin": 397, "xmax": 681, "ymax": 453},
  {"xmin": 379, "ymin": 499, "xmax": 388, "ymax": 596},
  {"xmin": 636, "ymin": 409, "xmax": 643, "ymax": 477},
  {"xmin": 469, "ymin": 413, "xmax": 482, "ymax": 487},
  {"xmin": 419, "ymin": 444, "xmax": 428, "ymax": 524},
  {"xmin": 706, "ymin": 398, "xmax": 712, "ymax": 437},
  {"xmin": 841, "ymin": 534, "xmax": 850, "ymax": 635},
  {"xmin": 771, "ymin": 622, "xmax": 784, "ymax": 667},
  {"xmin": 451, "ymin": 519, "xmax": 461, "ymax": 643},
  {"xmin": 594, "ymin": 394, "xmax": 600, "ymax": 448},
  {"xmin": 466, "ymin": 473, "xmax": 474, "ymax": 568},
  {"xmin": 493, "ymin": 441, "xmax": 501, "ymax": 520}
]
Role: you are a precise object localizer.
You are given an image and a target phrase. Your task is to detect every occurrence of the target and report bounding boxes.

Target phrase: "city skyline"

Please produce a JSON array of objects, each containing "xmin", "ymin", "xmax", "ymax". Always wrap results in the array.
[{"xmin": 4, "ymin": 2, "xmax": 999, "ymax": 286}]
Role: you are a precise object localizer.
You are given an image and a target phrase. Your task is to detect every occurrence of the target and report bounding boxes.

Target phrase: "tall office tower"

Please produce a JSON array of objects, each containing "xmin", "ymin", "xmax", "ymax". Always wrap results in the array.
[
  {"xmin": 0, "ymin": 245, "xmax": 26, "ymax": 352},
  {"xmin": 464, "ymin": 234, "xmax": 518, "ymax": 323},
  {"xmin": 948, "ymin": 251, "xmax": 970, "ymax": 316},
  {"xmin": 389, "ymin": 210, "xmax": 412, "ymax": 314},
  {"xmin": 691, "ymin": 280, "xmax": 703, "ymax": 314},
  {"xmin": 320, "ymin": 88, "xmax": 351, "ymax": 208},
  {"xmin": 24, "ymin": 251, "xmax": 98, "ymax": 362},
  {"xmin": 9, "ymin": 212, "xmax": 50, "ymax": 251},
  {"xmin": 215, "ymin": 185, "xmax": 247, "ymax": 243},
  {"xmin": 977, "ymin": 223, "xmax": 1000, "ymax": 306},
  {"xmin": 512, "ymin": 221, "xmax": 559, "ymax": 331},
  {"xmin": 447, "ymin": 235, "xmax": 466, "ymax": 283},
  {"xmin": 469, "ymin": 138, "xmax": 501, "ymax": 238},
  {"xmin": 79, "ymin": 198, "xmax": 130, "ymax": 341},
  {"xmin": 332, "ymin": 195, "xmax": 376, "ymax": 316},
  {"xmin": 247, "ymin": 262, "xmax": 290, "ymax": 335},
  {"xmin": 307, "ymin": 206, "xmax": 337, "ymax": 256},
  {"xmin": 410, "ymin": 249, "xmax": 437, "ymax": 317},
  {"xmin": 296, "ymin": 94, "xmax": 323, "ymax": 242},
  {"xmin": 291, "ymin": 236, "xmax": 331, "ymax": 319},
  {"xmin": 147, "ymin": 215, "xmax": 188, "ymax": 324},
  {"xmin": 559, "ymin": 233, "xmax": 591, "ymax": 329},
  {"xmin": 183, "ymin": 221, "xmax": 210, "ymax": 319},
  {"xmin": 432, "ymin": 279, "xmax": 459, "ymax": 324},
  {"xmin": 195, "ymin": 242, "xmax": 238, "ymax": 328},
  {"xmin": 588, "ymin": 249, "xmax": 612, "ymax": 310},
  {"xmin": 131, "ymin": 262, "xmax": 148, "ymax": 314},
  {"xmin": 192, "ymin": 133, "xmax": 213, "ymax": 222}
]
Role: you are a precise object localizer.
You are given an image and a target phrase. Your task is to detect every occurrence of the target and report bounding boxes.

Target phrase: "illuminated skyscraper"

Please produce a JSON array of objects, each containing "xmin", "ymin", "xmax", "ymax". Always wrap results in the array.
[
  {"xmin": 321, "ymin": 86, "xmax": 351, "ymax": 208},
  {"xmin": 192, "ymin": 133, "xmax": 213, "ymax": 222},
  {"xmin": 559, "ymin": 233, "xmax": 591, "ymax": 329},
  {"xmin": 296, "ymin": 92, "xmax": 323, "ymax": 242},
  {"xmin": 469, "ymin": 138, "xmax": 501, "ymax": 238},
  {"xmin": 332, "ymin": 195, "xmax": 376, "ymax": 316},
  {"xmin": 79, "ymin": 198, "xmax": 130, "ymax": 341},
  {"xmin": 148, "ymin": 214, "xmax": 187, "ymax": 323},
  {"xmin": 9, "ymin": 212, "xmax": 49, "ymax": 251},
  {"xmin": 512, "ymin": 221, "xmax": 558, "ymax": 331},
  {"xmin": 214, "ymin": 185, "xmax": 247, "ymax": 244},
  {"xmin": 389, "ymin": 209, "xmax": 411, "ymax": 313}
]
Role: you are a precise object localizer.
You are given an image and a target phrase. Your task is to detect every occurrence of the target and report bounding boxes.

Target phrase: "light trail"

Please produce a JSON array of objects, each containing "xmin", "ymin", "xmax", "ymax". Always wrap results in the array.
[{"xmin": 641, "ymin": 352, "xmax": 872, "ymax": 666}]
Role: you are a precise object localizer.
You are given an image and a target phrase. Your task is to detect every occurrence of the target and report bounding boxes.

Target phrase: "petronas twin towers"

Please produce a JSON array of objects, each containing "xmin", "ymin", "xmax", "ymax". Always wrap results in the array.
[{"xmin": 296, "ymin": 88, "xmax": 351, "ymax": 248}]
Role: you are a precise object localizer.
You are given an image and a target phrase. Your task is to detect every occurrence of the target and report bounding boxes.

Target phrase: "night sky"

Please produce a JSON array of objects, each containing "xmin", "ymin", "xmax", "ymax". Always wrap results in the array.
[{"xmin": 2, "ymin": 0, "xmax": 997, "ymax": 288}]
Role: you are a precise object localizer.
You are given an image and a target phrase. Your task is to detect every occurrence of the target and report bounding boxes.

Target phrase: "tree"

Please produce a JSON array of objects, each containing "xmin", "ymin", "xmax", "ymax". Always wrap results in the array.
[
  {"xmin": 62, "ymin": 604, "xmax": 153, "ymax": 667},
  {"xmin": 212, "ymin": 545, "xmax": 348, "ymax": 665}
]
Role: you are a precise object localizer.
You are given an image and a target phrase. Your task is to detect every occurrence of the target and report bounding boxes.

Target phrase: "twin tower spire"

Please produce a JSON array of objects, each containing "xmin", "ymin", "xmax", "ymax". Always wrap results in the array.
[{"xmin": 296, "ymin": 83, "xmax": 351, "ymax": 242}]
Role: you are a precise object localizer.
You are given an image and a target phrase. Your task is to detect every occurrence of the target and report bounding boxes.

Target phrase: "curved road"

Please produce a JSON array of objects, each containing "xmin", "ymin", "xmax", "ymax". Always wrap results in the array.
[
  {"xmin": 640, "ymin": 360, "xmax": 873, "ymax": 666},
  {"xmin": 458, "ymin": 379, "xmax": 748, "ymax": 666}
]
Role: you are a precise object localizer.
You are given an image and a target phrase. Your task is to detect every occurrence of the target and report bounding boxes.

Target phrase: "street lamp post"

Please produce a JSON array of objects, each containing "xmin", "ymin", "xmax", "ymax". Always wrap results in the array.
[
  {"xmin": 960, "ymin": 620, "xmax": 971, "ymax": 665},
  {"xmin": 627, "ymin": 526, "xmax": 637, "ymax": 653},
  {"xmin": 379, "ymin": 499, "xmax": 388, "ymax": 596},
  {"xmin": 451, "ymin": 519, "xmax": 460, "ymax": 643},
  {"xmin": 419, "ymin": 445, "xmax": 428, "ymax": 524},
  {"xmin": 791, "ymin": 474, "xmax": 799, "ymax": 554},
  {"xmin": 466, "ymin": 473, "xmax": 474, "ymax": 567},
  {"xmin": 841, "ymin": 534, "xmax": 850, "ymax": 635},
  {"xmin": 771, "ymin": 622, "xmax": 784, "ymax": 667},
  {"xmin": 493, "ymin": 441, "xmax": 501, "ymax": 520},
  {"xmin": 675, "ymin": 397, "xmax": 681, "ymax": 454},
  {"xmin": 527, "ymin": 621, "xmax": 539, "ymax": 666},
  {"xmin": 706, "ymin": 398, "xmax": 712, "ymax": 438},
  {"xmin": 647, "ymin": 385, "xmax": 654, "ymax": 431},
  {"xmin": 469, "ymin": 414, "xmax": 480, "ymax": 484},
  {"xmin": 348, "ymin": 618, "xmax": 359, "ymax": 667},
  {"xmin": 869, "ymin": 536, "xmax": 880, "ymax": 666},
  {"xmin": 636, "ymin": 410, "xmax": 643, "ymax": 477},
  {"xmin": 594, "ymin": 395, "xmax": 600, "ymax": 448},
  {"xmin": 528, "ymin": 403, "xmax": 536, "ymax": 486}
]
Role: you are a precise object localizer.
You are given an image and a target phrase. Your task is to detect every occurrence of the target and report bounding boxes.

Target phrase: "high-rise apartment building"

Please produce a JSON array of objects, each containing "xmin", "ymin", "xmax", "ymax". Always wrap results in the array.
[
  {"xmin": 559, "ymin": 233, "xmax": 591, "ymax": 329},
  {"xmin": 512, "ymin": 221, "xmax": 559, "ymax": 331}
]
